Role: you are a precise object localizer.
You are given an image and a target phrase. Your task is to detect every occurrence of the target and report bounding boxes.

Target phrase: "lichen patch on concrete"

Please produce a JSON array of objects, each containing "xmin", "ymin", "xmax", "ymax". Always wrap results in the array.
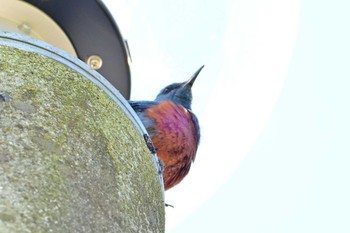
[{"xmin": 0, "ymin": 44, "xmax": 165, "ymax": 233}]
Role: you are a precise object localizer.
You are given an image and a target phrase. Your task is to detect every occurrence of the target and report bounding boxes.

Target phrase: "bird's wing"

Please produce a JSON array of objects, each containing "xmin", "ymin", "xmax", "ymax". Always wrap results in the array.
[
  {"xmin": 128, "ymin": 100, "xmax": 157, "ymax": 113},
  {"xmin": 128, "ymin": 100, "xmax": 158, "ymax": 137}
]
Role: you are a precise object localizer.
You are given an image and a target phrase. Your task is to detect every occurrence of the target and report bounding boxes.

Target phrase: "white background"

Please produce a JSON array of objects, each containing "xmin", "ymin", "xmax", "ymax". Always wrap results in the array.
[{"xmin": 105, "ymin": 0, "xmax": 350, "ymax": 232}]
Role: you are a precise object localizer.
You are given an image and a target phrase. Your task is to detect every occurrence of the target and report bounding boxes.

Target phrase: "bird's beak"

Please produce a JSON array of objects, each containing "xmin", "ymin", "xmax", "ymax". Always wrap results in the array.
[{"xmin": 183, "ymin": 65, "xmax": 204, "ymax": 87}]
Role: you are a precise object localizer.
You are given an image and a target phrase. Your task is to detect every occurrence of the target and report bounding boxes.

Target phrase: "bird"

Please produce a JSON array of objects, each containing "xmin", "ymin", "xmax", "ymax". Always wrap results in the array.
[{"xmin": 128, "ymin": 66, "xmax": 203, "ymax": 190}]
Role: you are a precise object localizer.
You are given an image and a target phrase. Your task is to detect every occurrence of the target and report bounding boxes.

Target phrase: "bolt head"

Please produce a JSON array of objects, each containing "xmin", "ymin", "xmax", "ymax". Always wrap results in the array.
[{"xmin": 87, "ymin": 55, "xmax": 103, "ymax": 70}]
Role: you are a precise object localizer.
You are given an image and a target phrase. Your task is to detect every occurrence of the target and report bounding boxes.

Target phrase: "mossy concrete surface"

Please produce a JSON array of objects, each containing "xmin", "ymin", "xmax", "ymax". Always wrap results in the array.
[{"xmin": 0, "ymin": 44, "xmax": 165, "ymax": 232}]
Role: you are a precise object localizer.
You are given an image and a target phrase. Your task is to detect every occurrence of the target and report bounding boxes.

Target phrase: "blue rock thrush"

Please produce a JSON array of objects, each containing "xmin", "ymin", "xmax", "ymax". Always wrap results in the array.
[{"xmin": 129, "ymin": 66, "xmax": 203, "ymax": 190}]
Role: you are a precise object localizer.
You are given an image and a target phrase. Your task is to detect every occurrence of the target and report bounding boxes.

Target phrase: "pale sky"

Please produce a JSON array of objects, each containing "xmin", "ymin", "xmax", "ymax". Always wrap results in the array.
[{"xmin": 105, "ymin": 0, "xmax": 350, "ymax": 232}]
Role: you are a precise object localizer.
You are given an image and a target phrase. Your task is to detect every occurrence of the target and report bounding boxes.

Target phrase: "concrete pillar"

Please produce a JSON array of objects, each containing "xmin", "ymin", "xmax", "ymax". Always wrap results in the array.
[{"xmin": 0, "ymin": 32, "xmax": 165, "ymax": 233}]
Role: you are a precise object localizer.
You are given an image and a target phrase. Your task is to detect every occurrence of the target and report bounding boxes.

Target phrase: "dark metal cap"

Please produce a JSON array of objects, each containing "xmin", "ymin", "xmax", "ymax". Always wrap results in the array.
[{"xmin": 24, "ymin": 0, "xmax": 132, "ymax": 99}]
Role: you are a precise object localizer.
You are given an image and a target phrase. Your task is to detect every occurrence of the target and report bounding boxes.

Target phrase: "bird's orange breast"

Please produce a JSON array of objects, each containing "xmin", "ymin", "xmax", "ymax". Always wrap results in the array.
[{"xmin": 145, "ymin": 100, "xmax": 199, "ymax": 190}]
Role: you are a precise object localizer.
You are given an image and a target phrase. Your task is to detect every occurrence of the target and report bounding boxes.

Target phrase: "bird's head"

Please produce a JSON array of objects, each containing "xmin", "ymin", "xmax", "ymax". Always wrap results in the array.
[{"xmin": 155, "ymin": 65, "xmax": 204, "ymax": 110}]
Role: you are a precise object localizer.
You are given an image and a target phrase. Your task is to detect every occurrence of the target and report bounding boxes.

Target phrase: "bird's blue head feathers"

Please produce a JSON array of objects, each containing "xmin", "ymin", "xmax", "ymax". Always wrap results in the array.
[{"xmin": 155, "ymin": 65, "xmax": 204, "ymax": 110}]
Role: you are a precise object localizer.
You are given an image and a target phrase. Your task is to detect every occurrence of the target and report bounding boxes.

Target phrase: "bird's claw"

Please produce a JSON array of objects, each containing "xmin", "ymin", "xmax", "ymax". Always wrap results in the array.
[
  {"xmin": 143, "ymin": 134, "xmax": 157, "ymax": 154},
  {"xmin": 165, "ymin": 203, "xmax": 174, "ymax": 208},
  {"xmin": 158, "ymin": 159, "xmax": 165, "ymax": 175}
]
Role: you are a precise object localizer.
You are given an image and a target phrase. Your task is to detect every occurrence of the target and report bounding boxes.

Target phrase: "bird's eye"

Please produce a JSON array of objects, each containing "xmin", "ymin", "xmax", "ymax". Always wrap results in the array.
[{"xmin": 163, "ymin": 88, "xmax": 170, "ymax": 94}]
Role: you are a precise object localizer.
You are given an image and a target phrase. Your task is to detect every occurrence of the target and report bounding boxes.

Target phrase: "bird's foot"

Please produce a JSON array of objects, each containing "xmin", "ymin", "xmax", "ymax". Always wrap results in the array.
[
  {"xmin": 165, "ymin": 203, "xmax": 174, "ymax": 208},
  {"xmin": 158, "ymin": 159, "xmax": 165, "ymax": 175},
  {"xmin": 143, "ymin": 134, "xmax": 157, "ymax": 154},
  {"xmin": 143, "ymin": 134, "xmax": 164, "ymax": 175}
]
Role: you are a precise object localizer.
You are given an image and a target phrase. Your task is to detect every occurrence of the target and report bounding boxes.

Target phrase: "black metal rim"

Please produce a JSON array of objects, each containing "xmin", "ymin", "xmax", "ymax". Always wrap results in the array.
[{"xmin": 24, "ymin": 0, "xmax": 131, "ymax": 99}]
